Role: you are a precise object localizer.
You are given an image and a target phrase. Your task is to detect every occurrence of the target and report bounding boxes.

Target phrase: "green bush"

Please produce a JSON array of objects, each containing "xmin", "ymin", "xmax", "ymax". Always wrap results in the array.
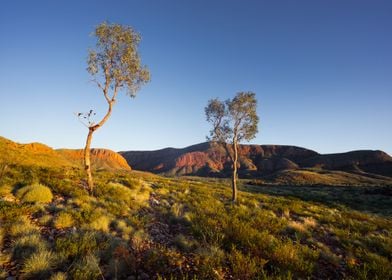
[
  {"xmin": 228, "ymin": 247, "xmax": 265, "ymax": 280},
  {"xmin": 70, "ymin": 255, "xmax": 101, "ymax": 280},
  {"xmin": 16, "ymin": 183, "xmax": 53, "ymax": 204},
  {"xmin": 55, "ymin": 231, "xmax": 109, "ymax": 261},
  {"xmin": 96, "ymin": 182, "xmax": 133, "ymax": 204}
]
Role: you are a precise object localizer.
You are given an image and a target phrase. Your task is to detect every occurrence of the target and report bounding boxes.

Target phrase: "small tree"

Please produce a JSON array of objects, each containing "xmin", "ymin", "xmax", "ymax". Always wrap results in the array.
[
  {"xmin": 80, "ymin": 22, "xmax": 150, "ymax": 193},
  {"xmin": 205, "ymin": 92, "xmax": 259, "ymax": 202}
]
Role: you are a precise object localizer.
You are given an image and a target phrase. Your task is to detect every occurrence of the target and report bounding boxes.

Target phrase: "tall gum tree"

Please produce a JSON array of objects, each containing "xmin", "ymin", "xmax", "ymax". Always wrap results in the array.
[
  {"xmin": 81, "ymin": 22, "xmax": 150, "ymax": 193},
  {"xmin": 205, "ymin": 92, "xmax": 259, "ymax": 202}
]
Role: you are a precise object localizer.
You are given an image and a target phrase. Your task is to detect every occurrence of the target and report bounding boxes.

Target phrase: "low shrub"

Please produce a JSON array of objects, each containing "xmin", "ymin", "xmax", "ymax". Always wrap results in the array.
[
  {"xmin": 16, "ymin": 183, "xmax": 53, "ymax": 204},
  {"xmin": 55, "ymin": 231, "xmax": 109, "ymax": 261},
  {"xmin": 70, "ymin": 255, "xmax": 101, "ymax": 280},
  {"xmin": 193, "ymin": 246, "xmax": 225, "ymax": 279},
  {"xmin": 228, "ymin": 247, "xmax": 266, "ymax": 280},
  {"xmin": 96, "ymin": 182, "xmax": 133, "ymax": 205}
]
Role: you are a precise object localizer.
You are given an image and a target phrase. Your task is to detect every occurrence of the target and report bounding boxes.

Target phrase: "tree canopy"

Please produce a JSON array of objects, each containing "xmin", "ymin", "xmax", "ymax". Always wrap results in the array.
[{"xmin": 205, "ymin": 91, "xmax": 259, "ymax": 201}]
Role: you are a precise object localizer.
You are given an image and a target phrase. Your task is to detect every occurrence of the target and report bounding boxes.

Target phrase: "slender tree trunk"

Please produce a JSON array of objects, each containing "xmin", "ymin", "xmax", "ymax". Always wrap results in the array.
[
  {"xmin": 83, "ymin": 95, "xmax": 116, "ymax": 195},
  {"xmin": 232, "ymin": 140, "xmax": 239, "ymax": 202},
  {"xmin": 84, "ymin": 128, "xmax": 95, "ymax": 193}
]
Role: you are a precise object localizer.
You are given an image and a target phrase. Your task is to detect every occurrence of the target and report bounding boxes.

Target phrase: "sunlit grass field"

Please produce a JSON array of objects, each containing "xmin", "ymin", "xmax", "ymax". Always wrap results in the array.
[{"xmin": 0, "ymin": 165, "xmax": 391, "ymax": 279}]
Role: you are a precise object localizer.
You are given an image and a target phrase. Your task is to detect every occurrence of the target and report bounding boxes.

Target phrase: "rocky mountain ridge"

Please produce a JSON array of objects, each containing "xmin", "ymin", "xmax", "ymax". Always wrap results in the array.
[{"xmin": 120, "ymin": 142, "xmax": 392, "ymax": 178}]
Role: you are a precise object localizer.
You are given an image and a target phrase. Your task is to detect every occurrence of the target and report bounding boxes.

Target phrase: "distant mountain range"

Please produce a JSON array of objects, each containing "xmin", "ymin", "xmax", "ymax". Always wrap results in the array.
[
  {"xmin": 120, "ymin": 142, "xmax": 392, "ymax": 184},
  {"xmin": 1, "ymin": 136, "xmax": 391, "ymax": 186}
]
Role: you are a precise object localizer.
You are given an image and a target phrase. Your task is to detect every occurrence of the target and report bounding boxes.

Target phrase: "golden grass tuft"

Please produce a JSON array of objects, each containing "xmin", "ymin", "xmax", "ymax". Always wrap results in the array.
[
  {"xmin": 22, "ymin": 250, "xmax": 55, "ymax": 278},
  {"xmin": 87, "ymin": 215, "xmax": 111, "ymax": 233},
  {"xmin": 16, "ymin": 183, "xmax": 53, "ymax": 204},
  {"xmin": 53, "ymin": 212, "xmax": 74, "ymax": 229}
]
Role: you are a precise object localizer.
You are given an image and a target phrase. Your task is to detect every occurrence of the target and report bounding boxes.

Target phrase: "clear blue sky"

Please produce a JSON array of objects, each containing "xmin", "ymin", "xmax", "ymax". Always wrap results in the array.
[{"xmin": 1, "ymin": 0, "xmax": 391, "ymax": 154}]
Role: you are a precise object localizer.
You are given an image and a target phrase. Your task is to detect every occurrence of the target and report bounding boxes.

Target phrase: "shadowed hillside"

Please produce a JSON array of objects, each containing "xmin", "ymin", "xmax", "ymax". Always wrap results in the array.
[
  {"xmin": 301, "ymin": 150, "xmax": 392, "ymax": 177},
  {"xmin": 0, "ymin": 136, "xmax": 130, "ymax": 171}
]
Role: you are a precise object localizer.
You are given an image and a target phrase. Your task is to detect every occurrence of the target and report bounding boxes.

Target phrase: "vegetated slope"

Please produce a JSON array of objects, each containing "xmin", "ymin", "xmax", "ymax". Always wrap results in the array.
[
  {"xmin": 0, "ymin": 165, "xmax": 391, "ymax": 279},
  {"xmin": 0, "ymin": 136, "xmax": 130, "ymax": 170},
  {"xmin": 120, "ymin": 142, "xmax": 392, "ymax": 182},
  {"xmin": 0, "ymin": 136, "xmax": 71, "ymax": 168}
]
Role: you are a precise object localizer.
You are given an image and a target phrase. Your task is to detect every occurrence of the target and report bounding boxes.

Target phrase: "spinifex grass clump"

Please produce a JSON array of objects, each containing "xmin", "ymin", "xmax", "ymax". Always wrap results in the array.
[{"xmin": 16, "ymin": 183, "xmax": 53, "ymax": 204}]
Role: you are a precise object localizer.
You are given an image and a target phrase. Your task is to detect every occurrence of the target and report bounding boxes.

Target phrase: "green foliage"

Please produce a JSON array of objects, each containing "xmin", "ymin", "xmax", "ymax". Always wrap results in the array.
[
  {"xmin": 16, "ymin": 183, "xmax": 53, "ymax": 204},
  {"xmin": 88, "ymin": 22, "xmax": 150, "ymax": 97},
  {"xmin": 70, "ymin": 255, "xmax": 101, "ymax": 280},
  {"xmin": 1, "ymin": 164, "xmax": 391, "ymax": 279},
  {"xmin": 205, "ymin": 92, "xmax": 259, "ymax": 143},
  {"xmin": 348, "ymin": 251, "xmax": 392, "ymax": 280},
  {"xmin": 205, "ymin": 92, "xmax": 259, "ymax": 201},
  {"xmin": 96, "ymin": 182, "xmax": 133, "ymax": 205},
  {"xmin": 0, "ymin": 200, "xmax": 30, "ymax": 222},
  {"xmin": 193, "ymin": 246, "xmax": 226, "ymax": 279},
  {"xmin": 8, "ymin": 216, "xmax": 40, "ymax": 238},
  {"xmin": 21, "ymin": 250, "xmax": 55, "ymax": 279},
  {"xmin": 228, "ymin": 247, "xmax": 266, "ymax": 280},
  {"xmin": 12, "ymin": 234, "xmax": 48, "ymax": 261},
  {"xmin": 55, "ymin": 231, "xmax": 108, "ymax": 261}
]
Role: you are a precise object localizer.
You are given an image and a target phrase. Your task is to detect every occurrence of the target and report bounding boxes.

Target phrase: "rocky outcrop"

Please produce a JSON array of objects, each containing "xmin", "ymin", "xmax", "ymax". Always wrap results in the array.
[{"xmin": 58, "ymin": 149, "xmax": 131, "ymax": 170}]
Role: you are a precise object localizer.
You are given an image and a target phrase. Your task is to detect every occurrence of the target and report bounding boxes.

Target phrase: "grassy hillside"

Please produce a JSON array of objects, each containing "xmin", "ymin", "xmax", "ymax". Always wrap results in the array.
[
  {"xmin": 0, "ymin": 136, "xmax": 72, "ymax": 168},
  {"xmin": 0, "ymin": 164, "xmax": 391, "ymax": 279},
  {"xmin": 0, "ymin": 136, "xmax": 130, "ymax": 171}
]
